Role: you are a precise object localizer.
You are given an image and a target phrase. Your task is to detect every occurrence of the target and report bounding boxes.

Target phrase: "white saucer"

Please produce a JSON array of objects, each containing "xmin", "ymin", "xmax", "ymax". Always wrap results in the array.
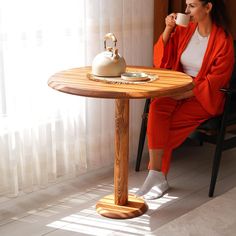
[{"xmin": 121, "ymin": 72, "xmax": 149, "ymax": 81}]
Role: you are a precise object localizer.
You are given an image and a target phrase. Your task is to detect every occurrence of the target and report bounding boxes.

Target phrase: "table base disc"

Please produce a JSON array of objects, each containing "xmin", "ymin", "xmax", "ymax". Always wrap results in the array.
[{"xmin": 96, "ymin": 194, "xmax": 148, "ymax": 219}]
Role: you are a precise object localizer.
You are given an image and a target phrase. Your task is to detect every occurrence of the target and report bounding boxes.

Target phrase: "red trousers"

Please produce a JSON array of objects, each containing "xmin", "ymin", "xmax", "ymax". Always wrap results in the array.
[{"xmin": 147, "ymin": 97, "xmax": 211, "ymax": 174}]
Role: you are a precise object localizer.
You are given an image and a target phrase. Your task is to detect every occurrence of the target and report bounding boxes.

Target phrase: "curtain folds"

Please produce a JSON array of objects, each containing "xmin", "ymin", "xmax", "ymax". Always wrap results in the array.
[{"xmin": 0, "ymin": 0, "xmax": 154, "ymax": 197}]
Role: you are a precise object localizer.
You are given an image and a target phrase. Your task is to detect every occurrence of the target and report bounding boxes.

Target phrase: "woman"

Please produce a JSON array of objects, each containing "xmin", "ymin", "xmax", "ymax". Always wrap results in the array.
[{"xmin": 135, "ymin": 0, "xmax": 234, "ymax": 200}]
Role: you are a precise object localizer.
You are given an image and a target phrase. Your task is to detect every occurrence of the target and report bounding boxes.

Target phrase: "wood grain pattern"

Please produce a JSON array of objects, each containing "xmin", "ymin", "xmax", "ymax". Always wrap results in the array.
[
  {"xmin": 114, "ymin": 99, "xmax": 129, "ymax": 206},
  {"xmin": 96, "ymin": 194, "xmax": 148, "ymax": 219},
  {"xmin": 48, "ymin": 66, "xmax": 193, "ymax": 219},
  {"xmin": 48, "ymin": 66, "xmax": 193, "ymax": 99}
]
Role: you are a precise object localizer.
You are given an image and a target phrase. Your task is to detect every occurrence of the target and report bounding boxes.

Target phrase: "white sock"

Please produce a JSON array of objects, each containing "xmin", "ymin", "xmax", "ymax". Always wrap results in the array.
[
  {"xmin": 143, "ymin": 181, "xmax": 169, "ymax": 200},
  {"xmin": 135, "ymin": 170, "xmax": 166, "ymax": 197}
]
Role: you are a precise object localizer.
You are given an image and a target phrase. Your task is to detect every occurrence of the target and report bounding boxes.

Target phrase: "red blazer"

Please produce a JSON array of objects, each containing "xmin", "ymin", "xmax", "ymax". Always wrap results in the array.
[{"xmin": 153, "ymin": 23, "xmax": 235, "ymax": 116}]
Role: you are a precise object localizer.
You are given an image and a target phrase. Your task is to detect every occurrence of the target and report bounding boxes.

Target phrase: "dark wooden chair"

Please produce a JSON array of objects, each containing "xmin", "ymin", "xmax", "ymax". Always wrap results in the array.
[{"xmin": 135, "ymin": 40, "xmax": 236, "ymax": 197}]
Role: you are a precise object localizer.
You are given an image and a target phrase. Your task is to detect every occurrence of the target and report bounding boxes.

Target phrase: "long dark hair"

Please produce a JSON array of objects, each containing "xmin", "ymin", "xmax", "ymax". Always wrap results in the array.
[{"xmin": 200, "ymin": 0, "xmax": 230, "ymax": 35}]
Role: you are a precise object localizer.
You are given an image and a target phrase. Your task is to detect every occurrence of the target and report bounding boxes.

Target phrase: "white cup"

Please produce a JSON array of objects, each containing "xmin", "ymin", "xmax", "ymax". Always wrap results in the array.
[{"xmin": 175, "ymin": 13, "xmax": 190, "ymax": 27}]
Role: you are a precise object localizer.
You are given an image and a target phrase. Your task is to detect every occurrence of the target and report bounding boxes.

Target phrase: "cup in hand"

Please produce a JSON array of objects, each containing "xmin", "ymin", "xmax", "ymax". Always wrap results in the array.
[{"xmin": 175, "ymin": 13, "xmax": 190, "ymax": 27}]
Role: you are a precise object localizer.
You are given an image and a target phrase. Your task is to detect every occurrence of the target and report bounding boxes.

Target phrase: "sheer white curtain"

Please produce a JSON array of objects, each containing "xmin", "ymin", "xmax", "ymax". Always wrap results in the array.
[{"xmin": 0, "ymin": 0, "xmax": 154, "ymax": 197}]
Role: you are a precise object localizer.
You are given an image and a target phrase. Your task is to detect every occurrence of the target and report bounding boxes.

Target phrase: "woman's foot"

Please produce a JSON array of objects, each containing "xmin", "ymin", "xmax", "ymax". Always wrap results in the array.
[
  {"xmin": 143, "ymin": 181, "xmax": 169, "ymax": 200},
  {"xmin": 135, "ymin": 170, "xmax": 168, "ymax": 198}
]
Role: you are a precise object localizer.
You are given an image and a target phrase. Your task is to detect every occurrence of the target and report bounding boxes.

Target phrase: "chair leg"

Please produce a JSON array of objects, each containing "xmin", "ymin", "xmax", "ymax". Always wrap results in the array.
[
  {"xmin": 208, "ymin": 125, "xmax": 225, "ymax": 197},
  {"xmin": 208, "ymin": 91, "xmax": 231, "ymax": 197},
  {"xmin": 208, "ymin": 138, "xmax": 224, "ymax": 197},
  {"xmin": 135, "ymin": 116, "xmax": 147, "ymax": 171},
  {"xmin": 135, "ymin": 99, "xmax": 150, "ymax": 172}
]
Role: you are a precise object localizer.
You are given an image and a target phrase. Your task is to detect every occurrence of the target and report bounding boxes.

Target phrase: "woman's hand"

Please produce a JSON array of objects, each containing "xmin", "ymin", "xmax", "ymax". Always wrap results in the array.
[
  {"xmin": 162, "ymin": 13, "xmax": 176, "ymax": 46},
  {"xmin": 165, "ymin": 13, "xmax": 176, "ymax": 31}
]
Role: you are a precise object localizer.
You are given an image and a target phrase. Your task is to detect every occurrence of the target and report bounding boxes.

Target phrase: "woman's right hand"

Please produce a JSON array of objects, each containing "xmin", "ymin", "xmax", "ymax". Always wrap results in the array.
[
  {"xmin": 162, "ymin": 13, "xmax": 177, "ymax": 46},
  {"xmin": 165, "ymin": 13, "xmax": 176, "ymax": 31}
]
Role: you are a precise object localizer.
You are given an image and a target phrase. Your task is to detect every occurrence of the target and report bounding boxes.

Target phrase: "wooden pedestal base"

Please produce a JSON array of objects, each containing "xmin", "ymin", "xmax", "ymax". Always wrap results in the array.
[{"xmin": 96, "ymin": 194, "xmax": 148, "ymax": 219}]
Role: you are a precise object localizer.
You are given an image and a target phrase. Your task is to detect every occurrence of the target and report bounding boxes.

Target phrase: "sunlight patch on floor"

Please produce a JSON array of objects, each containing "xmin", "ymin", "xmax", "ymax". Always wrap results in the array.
[{"xmin": 46, "ymin": 192, "xmax": 178, "ymax": 235}]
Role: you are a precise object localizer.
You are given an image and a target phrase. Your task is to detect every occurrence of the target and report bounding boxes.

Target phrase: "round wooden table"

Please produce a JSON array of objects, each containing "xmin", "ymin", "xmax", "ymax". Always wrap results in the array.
[{"xmin": 48, "ymin": 66, "xmax": 193, "ymax": 219}]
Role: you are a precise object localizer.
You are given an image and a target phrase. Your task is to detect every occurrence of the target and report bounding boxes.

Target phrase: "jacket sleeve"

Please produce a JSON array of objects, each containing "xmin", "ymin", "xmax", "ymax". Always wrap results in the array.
[
  {"xmin": 153, "ymin": 27, "xmax": 181, "ymax": 69},
  {"xmin": 193, "ymin": 36, "xmax": 235, "ymax": 116}
]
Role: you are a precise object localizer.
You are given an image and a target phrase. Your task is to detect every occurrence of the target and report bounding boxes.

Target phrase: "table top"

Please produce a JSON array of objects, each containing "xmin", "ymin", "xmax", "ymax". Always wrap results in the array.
[{"xmin": 48, "ymin": 66, "xmax": 193, "ymax": 99}]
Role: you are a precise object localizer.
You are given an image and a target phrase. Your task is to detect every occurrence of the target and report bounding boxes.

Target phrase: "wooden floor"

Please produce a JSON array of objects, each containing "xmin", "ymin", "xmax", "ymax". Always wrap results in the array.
[{"xmin": 0, "ymin": 141, "xmax": 236, "ymax": 235}]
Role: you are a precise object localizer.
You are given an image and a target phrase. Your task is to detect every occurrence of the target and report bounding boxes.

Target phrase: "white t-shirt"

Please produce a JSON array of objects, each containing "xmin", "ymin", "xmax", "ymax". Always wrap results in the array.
[{"xmin": 180, "ymin": 28, "xmax": 210, "ymax": 77}]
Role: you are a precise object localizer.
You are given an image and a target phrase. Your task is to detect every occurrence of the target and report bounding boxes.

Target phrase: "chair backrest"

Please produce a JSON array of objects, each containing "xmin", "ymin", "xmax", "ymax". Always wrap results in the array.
[
  {"xmin": 233, "ymin": 39, "xmax": 236, "ymax": 58},
  {"xmin": 229, "ymin": 62, "xmax": 236, "ymax": 88},
  {"xmin": 229, "ymin": 40, "xmax": 236, "ymax": 105},
  {"xmin": 229, "ymin": 40, "xmax": 236, "ymax": 88}
]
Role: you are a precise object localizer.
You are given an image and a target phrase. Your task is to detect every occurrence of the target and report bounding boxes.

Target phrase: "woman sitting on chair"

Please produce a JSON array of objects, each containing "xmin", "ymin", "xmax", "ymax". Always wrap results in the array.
[{"xmin": 135, "ymin": 0, "xmax": 234, "ymax": 200}]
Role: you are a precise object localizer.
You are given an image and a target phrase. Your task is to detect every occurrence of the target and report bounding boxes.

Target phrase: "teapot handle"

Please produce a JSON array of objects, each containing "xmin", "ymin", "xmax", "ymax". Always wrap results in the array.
[{"xmin": 104, "ymin": 33, "xmax": 117, "ymax": 50}]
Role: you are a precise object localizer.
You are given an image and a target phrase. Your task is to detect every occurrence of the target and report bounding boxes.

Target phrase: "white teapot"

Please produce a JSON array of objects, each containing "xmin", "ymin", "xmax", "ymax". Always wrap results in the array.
[{"xmin": 92, "ymin": 33, "xmax": 126, "ymax": 77}]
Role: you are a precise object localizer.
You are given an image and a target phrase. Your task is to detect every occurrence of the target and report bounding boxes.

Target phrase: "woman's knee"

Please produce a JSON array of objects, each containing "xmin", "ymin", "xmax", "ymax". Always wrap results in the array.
[{"xmin": 149, "ymin": 97, "xmax": 178, "ymax": 115}]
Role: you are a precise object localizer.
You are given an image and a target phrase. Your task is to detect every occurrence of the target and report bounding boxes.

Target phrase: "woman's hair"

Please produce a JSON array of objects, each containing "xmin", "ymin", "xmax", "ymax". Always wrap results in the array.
[{"xmin": 200, "ymin": 0, "xmax": 231, "ymax": 35}]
